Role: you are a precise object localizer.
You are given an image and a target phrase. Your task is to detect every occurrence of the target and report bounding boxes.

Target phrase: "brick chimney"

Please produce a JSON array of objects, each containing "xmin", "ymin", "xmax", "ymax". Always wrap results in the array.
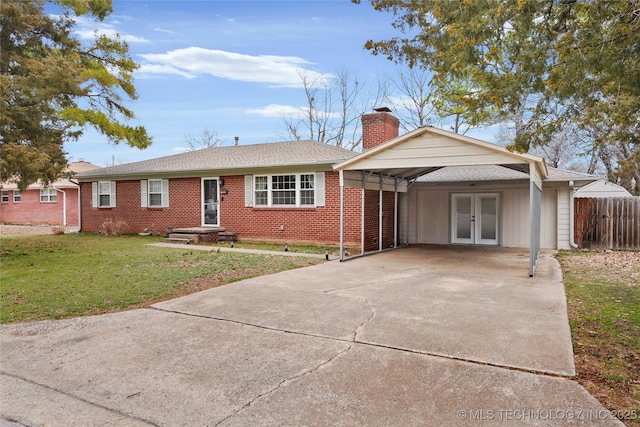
[{"xmin": 361, "ymin": 107, "xmax": 400, "ymax": 150}]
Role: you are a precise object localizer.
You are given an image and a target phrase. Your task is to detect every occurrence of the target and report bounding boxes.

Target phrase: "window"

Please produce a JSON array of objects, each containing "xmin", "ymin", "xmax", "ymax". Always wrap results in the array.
[
  {"xmin": 92, "ymin": 181, "xmax": 116, "ymax": 208},
  {"xmin": 254, "ymin": 176, "xmax": 268, "ymax": 206},
  {"xmin": 148, "ymin": 179, "xmax": 163, "ymax": 207},
  {"xmin": 13, "ymin": 190, "xmax": 21, "ymax": 203},
  {"xmin": 98, "ymin": 182, "xmax": 111, "ymax": 206},
  {"xmin": 272, "ymin": 174, "xmax": 296, "ymax": 205},
  {"xmin": 40, "ymin": 188, "xmax": 57, "ymax": 202},
  {"xmin": 253, "ymin": 174, "xmax": 315, "ymax": 207},
  {"xmin": 140, "ymin": 179, "xmax": 168, "ymax": 208},
  {"xmin": 300, "ymin": 174, "xmax": 315, "ymax": 206},
  {"xmin": 1, "ymin": 191, "xmax": 8, "ymax": 203}
]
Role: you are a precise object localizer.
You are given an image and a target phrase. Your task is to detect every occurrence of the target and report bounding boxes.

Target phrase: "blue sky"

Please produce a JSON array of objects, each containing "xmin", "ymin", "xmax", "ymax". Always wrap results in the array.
[{"xmin": 64, "ymin": 1, "xmax": 497, "ymax": 167}]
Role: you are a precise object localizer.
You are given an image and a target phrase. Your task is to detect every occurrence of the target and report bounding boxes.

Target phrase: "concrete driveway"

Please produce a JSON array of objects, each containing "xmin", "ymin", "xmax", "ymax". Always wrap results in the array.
[{"xmin": 1, "ymin": 245, "xmax": 623, "ymax": 426}]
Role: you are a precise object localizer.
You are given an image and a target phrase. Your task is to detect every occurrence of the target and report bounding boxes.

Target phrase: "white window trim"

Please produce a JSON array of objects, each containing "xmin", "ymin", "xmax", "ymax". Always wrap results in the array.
[
  {"xmin": 92, "ymin": 181, "xmax": 116, "ymax": 208},
  {"xmin": 40, "ymin": 188, "xmax": 57, "ymax": 203},
  {"xmin": 1, "ymin": 190, "xmax": 8, "ymax": 203},
  {"xmin": 253, "ymin": 173, "xmax": 318, "ymax": 208},
  {"xmin": 13, "ymin": 190, "xmax": 21, "ymax": 203},
  {"xmin": 141, "ymin": 179, "xmax": 169, "ymax": 208}
]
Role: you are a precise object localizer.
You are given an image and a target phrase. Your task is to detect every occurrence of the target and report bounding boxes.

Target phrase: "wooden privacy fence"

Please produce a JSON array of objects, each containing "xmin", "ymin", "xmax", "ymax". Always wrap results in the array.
[{"xmin": 574, "ymin": 197, "xmax": 640, "ymax": 250}]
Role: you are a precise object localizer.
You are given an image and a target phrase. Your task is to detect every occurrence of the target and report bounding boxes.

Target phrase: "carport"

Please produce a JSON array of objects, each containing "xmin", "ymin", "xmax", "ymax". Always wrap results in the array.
[{"xmin": 333, "ymin": 125, "xmax": 548, "ymax": 277}]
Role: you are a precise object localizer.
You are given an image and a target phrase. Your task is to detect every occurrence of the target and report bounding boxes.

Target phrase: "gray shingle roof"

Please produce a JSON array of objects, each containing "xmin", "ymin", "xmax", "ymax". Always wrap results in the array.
[
  {"xmin": 416, "ymin": 165, "xmax": 599, "ymax": 183},
  {"xmin": 74, "ymin": 140, "xmax": 357, "ymax": 179},
  {"xmin": 545, "ymin": 167, "xmax": 599, "ymax": 181}
]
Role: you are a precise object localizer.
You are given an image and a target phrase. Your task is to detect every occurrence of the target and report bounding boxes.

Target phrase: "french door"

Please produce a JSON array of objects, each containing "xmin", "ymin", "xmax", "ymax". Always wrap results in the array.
[
  {"xmin": 452, "ymin": 193, "xmax": 499, "ymax": 245},
  {"xmin": 202, "ymin": 178, "xmax": 219, "ymax": 226}
]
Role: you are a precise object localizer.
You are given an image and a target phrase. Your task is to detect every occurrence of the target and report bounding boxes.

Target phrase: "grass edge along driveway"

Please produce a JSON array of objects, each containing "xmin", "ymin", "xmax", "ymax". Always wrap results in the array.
[
  {"xmin": 557, "ymin": 250, "xmax": 639, "ymax": 426},
  {"xmin": 0, "ymin": 233, "xmax": 322, "ymax": 324}
]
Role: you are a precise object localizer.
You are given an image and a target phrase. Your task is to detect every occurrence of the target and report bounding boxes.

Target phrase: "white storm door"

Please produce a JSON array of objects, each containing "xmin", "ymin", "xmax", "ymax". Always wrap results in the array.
[
  {"xmin": 202, "ymin": 178, "xmax": 219, "ymax": 226},
  {"xmin": 452, "ymin": 194, "xmax": 499, "ymax": 245}
]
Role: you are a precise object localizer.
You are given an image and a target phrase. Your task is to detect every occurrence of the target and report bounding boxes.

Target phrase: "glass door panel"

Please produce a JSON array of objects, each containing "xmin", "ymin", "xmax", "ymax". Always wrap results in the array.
[
  {"xmin": 203, "ymin": 179, "xmax": 219, "ymax": 226},
  {"xmin": 479, "ymin": 197, "xmax": 497, "ymax": 242},
  {"xmin": 452, "ymin": 195, "xmax": 474, "ymax": 244}
]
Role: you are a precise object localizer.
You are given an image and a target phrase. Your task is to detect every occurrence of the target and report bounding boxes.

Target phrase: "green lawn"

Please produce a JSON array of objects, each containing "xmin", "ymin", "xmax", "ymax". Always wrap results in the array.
[
  {"xmin": 557, "ymin": 250, "xmax": 640, "ymax": 425},
  {"xmin": 0, "ymin": 233, "xmax": 322, "ymax": 323}
]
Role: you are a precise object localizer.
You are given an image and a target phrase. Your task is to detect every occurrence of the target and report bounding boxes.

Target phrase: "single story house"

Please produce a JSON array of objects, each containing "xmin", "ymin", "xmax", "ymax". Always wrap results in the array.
[
  {"xmin": 0, "ymin": 160, "xmax": 100, "ymax": 227},
  {"xmin": 74, "ymin": 110, "xmax": 598, "ymax": 275}
]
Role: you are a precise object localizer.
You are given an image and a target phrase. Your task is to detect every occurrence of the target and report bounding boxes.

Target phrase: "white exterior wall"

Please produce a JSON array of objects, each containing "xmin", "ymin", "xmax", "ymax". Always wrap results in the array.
[
  {"xmin": 553, "ymin": 183, "xmax": 572, "ymax": 249},
  {"xmin": 408, "ymin": 181, "xmax": 566, "ymax": 249}
]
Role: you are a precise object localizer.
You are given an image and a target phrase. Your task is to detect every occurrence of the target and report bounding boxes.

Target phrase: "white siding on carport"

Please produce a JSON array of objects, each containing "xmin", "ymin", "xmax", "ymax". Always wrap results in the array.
[
  {"xmin": 348, "ymin": 133, "xmax": 545, "ymax": 171},
  {"xmin": 407, "ymin": 182, "xmax": 560, "ymax": 249},
  {"xmin": 554, "ymin": 184, "xmax": 572, "ymax": 249},
  {"xmin": 541, "ymin": 188, "xmax": 558, "ymax": 249}
]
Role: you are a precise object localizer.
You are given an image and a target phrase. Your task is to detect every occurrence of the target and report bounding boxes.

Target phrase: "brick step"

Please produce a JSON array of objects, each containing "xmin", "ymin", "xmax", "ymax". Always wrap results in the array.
[
  {"xmin": 168, "ymin": 233, "xmax": 200, "ymax": 244},
  {"xmin": 217, "ymin": 231, "xmax": 237, "ymax": 242},
  {"xmin": 163, "ymin": 237, "xmax": 194, "ymax": 245}
]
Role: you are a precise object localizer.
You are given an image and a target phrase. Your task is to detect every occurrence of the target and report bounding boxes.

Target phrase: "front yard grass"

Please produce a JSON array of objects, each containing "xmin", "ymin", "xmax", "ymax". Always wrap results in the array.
[
  {"xmin": 557, "ymin": 250, "xmax": 640, "ymax": 425},
  {"xmin": 0, "ymin": 233, "xmax": 322, "ymax": 324}
]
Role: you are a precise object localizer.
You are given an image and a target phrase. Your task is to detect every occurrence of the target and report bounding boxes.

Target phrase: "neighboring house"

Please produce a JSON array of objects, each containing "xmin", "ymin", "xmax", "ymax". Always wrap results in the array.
[
  {"xmin": 74, "ymin": 111, "xmax": 598, "ymax": 275},
  {"xmin": 574, "ymin": 179, "xmax": 633, "ymax": 198},
  {"xmin": 0, "ymin": 160, "xmax": 100, "ymax": 227}
]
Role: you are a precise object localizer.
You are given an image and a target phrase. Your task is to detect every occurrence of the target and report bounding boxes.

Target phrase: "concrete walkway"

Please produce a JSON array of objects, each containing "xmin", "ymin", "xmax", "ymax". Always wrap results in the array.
[
  {"xmin": 1, "ymin": 246, "xmax": 623, "ymax": 426},
  {"xmin": 146, "ymin": 242, "xmax": 338, "ymax": 259}
]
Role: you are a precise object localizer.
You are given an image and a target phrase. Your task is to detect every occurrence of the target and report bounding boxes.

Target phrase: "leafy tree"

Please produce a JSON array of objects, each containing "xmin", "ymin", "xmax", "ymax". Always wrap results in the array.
[
  {"xmin": 1, "ymin": 0, "xmax": 152, "ymax": 190},
  {"xmin": 355, "ymin": 0, "xmax": 640, "ymax": 193}
]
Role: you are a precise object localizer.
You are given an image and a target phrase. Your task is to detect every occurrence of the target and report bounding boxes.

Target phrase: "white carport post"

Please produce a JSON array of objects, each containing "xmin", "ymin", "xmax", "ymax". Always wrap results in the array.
[
  {"xmin": 529, "ymin": 165, "xmax": 543, "ymax": 277},
  {"xmin": 393, "ymin": 177, "xmax": 398, "ymax": 248},
  {"xmin": 339, "ymin": 169, "xmax": 345, "ymax": 262},
  {"xmin": 379, "ymin": 174, "xmax": 383, "ymax": 252},
  {"xmin": 361, "ymin": 171, "xmax": 366, "ymax": 255}
]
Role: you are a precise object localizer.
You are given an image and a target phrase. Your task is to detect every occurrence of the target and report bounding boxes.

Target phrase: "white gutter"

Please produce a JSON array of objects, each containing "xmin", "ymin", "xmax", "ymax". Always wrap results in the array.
[
  {"xmin": 568, "ymin": 180, "xmax": 578, "ymax": 249},
  {"xmin": 69, "ymin": 179, "xmax": 81, "ymax": 230}
]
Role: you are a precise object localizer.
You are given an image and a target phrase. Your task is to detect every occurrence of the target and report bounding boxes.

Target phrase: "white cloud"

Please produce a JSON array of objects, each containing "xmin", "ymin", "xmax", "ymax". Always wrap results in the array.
[
  {"xmin": 245, "ymin": 104, "xmax": 306, "ymax": 118},
  {"xmin": 215, "ymin": 14, "xmax": 235, "ymax": 22},
  {"xmin": 76, "ymin": 27, "xmax": 150, "ymax": 43},
  {"xmin": 153, "ymin": 27, "xmax": 178, "ymax": 35},
  {"xmin": 70, "ymin": 15, "xmax": 150, "ymax": 43},
  {"xmin": 136, "ymin": 64, "xmax": 196, "ymax": 79},
  {"xmin": 137, "ymin": 47, "xmax": 333, "ymax": 87}
]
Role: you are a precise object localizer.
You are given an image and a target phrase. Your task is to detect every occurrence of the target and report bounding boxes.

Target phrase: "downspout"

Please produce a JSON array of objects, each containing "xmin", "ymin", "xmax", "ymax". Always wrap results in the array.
[
  {"xmin": 55, "ymin": 188, "xmax": 67, "ymax": 226},
  {"xmin": 568, "ymin": 180, "xmax": 578, "ymax": 249},
  {"xmin": 70, "ymin": 179, "xmax": 81, "ymax": 231}
]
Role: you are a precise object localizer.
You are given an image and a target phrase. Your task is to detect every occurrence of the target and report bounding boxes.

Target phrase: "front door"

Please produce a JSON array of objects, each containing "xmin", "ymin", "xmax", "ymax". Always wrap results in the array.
[
  {"xmin": 202, "ymin": 178, "xmax": 219, "ymax": 226},
  {"xmin": 452, "ymin": 193, "xmax": 499, "ymax": 245}
]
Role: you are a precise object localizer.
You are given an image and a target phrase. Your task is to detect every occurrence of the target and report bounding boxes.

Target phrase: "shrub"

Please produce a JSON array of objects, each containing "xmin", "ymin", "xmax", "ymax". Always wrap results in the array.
[{"xmin": 100, "ymin": 218, "xmax": 128, "ymax": 236}]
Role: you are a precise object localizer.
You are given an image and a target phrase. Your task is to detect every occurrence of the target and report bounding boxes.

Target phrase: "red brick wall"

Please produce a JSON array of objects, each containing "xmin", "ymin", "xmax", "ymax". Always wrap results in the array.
[
  {"xmin": 80, "ymin": 178, "xmax": 201, "ymax": 234},
  {"xmin": 363, "ymin": 190, "xmax": 397, "ymax": 252},
  {"xmin": 78, "ymin": 172, "xmax": 401, "ymax": 251},
  {"xmin": 0, "ymin": 188, "xmax": 79, "ymax": 226},
  {"xmin": 361, "ymin": 112, "xmax": 400, "ymax": 150}
]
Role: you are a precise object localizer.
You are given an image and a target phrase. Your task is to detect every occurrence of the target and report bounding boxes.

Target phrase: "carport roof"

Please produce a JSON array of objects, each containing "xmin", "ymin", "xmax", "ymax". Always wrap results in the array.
[
  {"xmin": 416, "ymin": 165, "xmax": 599, "ymax": 183},
  {"xmin": 333, "ymin": 126, "xmax": 548, "ymax": 181}
]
